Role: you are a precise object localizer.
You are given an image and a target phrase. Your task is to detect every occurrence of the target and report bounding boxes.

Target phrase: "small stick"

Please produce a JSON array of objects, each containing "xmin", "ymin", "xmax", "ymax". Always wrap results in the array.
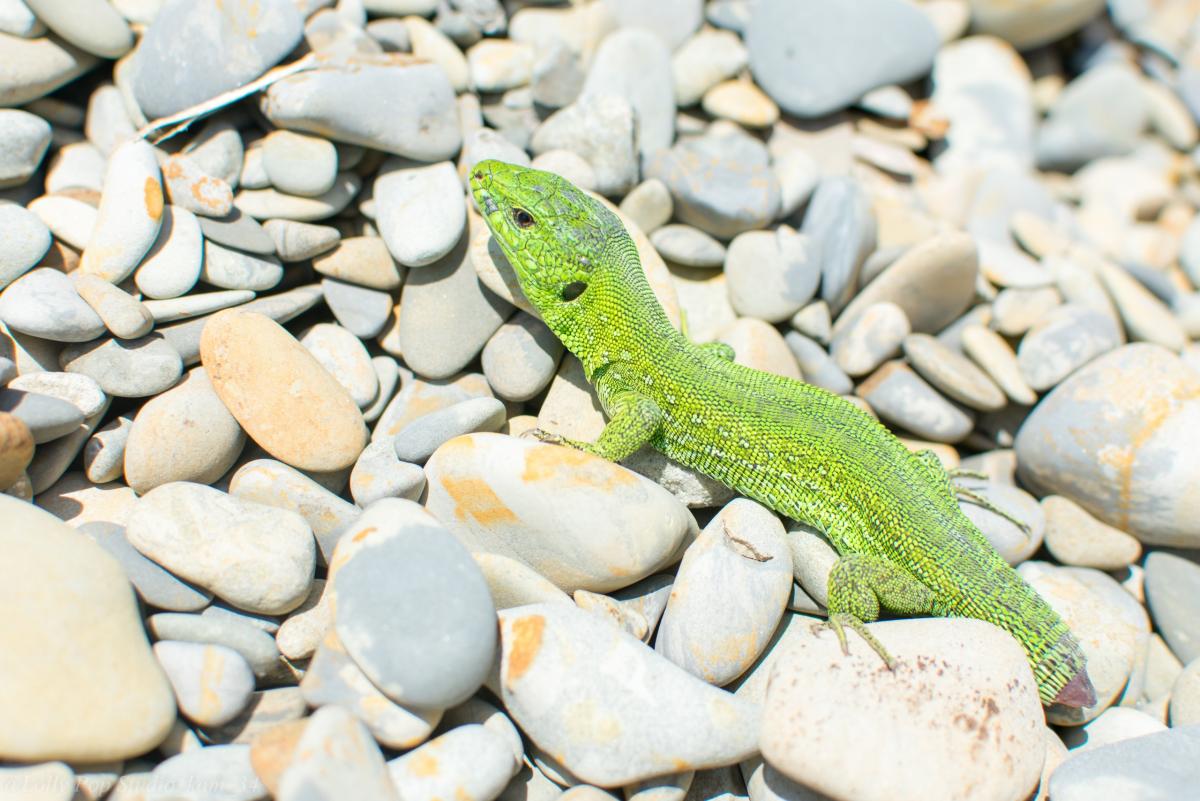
[{"xmin": 136, "ymin": 53, "xmax": 319, "ymax": 145}]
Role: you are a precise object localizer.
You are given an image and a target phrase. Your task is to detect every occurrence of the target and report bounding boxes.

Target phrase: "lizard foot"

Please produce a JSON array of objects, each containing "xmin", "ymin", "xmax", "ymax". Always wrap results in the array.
[
  {"xmin": 823, "ymin": 613, "xmax": 897, "ymax": 671},
  {"xmin": 525, "ymin": 427, "xmax": 566, "ymax": 445}
]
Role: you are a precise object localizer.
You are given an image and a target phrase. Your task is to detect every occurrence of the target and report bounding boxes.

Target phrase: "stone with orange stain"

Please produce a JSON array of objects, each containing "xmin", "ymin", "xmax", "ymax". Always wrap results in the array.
[
  {"xmin": 79, "ymin": 140, "xmax": 164, "ymax": 284},
  {"xmin": 249, "ymin": 717, "xmax": 310, "ymax": 796},
  {"xmin": 330, "ymin": 498, "xmax": 496, "ymax": 709},
  {"xmin": 425, "ymin": 433, "xmax": 695, "ymax": 593},
  {"xmin": 1015, "ymin": 344, "xmax": 1200, "ymax": 547},
  {"xmin": 0, "ymin": 412, "xmax": 34, "ymax": 490},
  {"xmin": 161, "ymin": 153, "xmax": 234, "ymax": 218},
  {"xmin": 760, "ymin": 617, "xmax": 1044, "ymax": 801},
  {"xmin": 497, "ymin": 603, "xmax": 759, "ymax": 785},
  {"xmin": 655, "ymin": 499, "xmax": 792, "ymax": 686},
  {"xmin": 300, "ymin": 627, "xmax": 440, "ymax": 750},
  {"xmin": 387, "ymin": 724, "xmax": 519, "ymax": 801},
  {"xmin": 201, "ymin": 309, "xmax": 368, "ymax": 472},
  {"xmin": 154, "ymin": 640, "xmax": 255, "ymax": 728},
  {"xmin": 277, "ymin": 706, "xmax": 401, "ymax": 801}
]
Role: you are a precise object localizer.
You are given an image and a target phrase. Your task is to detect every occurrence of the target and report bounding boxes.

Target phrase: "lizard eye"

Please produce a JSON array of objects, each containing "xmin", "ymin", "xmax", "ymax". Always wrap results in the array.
[
  {"xmin": 561, "ymin": 281, "xmax": 586, "ymax": 301},
  {"xmin": 512, "ymin": 208, "xmax": 535, "ymax": 229}
]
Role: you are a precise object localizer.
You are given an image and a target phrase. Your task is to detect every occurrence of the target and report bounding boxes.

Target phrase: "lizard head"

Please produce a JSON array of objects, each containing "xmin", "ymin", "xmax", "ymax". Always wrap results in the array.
[{"xmin": 469, "ymin": 159, "xmax": 618, "ymax": 324}]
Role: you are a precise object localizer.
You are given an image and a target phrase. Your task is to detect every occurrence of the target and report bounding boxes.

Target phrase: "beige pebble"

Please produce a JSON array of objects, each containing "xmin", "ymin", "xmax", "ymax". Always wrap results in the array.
[
  {"xmin": 200, "ymin": 310, "xmax": 368, "ymax": 472},
  {"xmin": 1042, "ymin": 495, "xmax": 1142, "ymax": 571},
  {"xmin": 701, "ymin": 79, "xmax": 779, "ymax": 128},
  {"xmin": 312, "ymin": 236, "xmax": 404, "ymax": 291}
]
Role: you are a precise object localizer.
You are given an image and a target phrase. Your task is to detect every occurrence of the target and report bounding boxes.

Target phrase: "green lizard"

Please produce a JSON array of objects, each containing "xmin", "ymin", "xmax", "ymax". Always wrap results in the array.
[{"xmin": 469, "ymin": 159, "xmax": 1097, "ymax": 709}]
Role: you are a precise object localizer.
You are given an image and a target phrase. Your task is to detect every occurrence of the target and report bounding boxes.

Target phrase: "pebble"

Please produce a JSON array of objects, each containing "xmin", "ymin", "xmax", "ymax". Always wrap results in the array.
[
  {"xmin": 372, "ymin": 371, "xmax": 493, "ymax": 441},
  {"xmin": 36, "ymin": 472, "xmax": 136, "ymax": 528},
  {"xmin": 645, "ymin": 137, "xmax": 780, "ymax": 239},
  {"xmin": 127, "ymin": 481, "xmax": 316, "ymax": 615},
  {"xmin": 123, "ymin": 367, "xmax": 244, "ymax": 494},
  {"xmin": 702, "ymin": 79, "xmax": 779, "ymax": 128},
  {"xmin": 468, "ymin": 38, "xmax": 534, "ymax": 92},
  {"xmin": 0, "ymin": 109, "xmax": 51, "ymax": 189},
  {"xmin": 0, "ymin": 31, "xmax": 97, "ymax": 108},
  {"xmin": 388, "ymin": 724, "xmax": 518, "ymax": 801},
  {"xmin": 201, "ymin": 241, "xmax": 283, "ymax": 292},
  {"xmin": 529, "ymin": 149, "xmax": 599, "ymax": 192},
  {"xmin": 135, "ymin": 205, "xmax": 205, "ymax": 299},
  {"xmin": 201, "ymin": 310, "xmax": 368, "ymax": 472},
  {"xmin": 831, "ymin": 301, "xmax": 910, "ymax": 378},
  {"xmin": 263, "ymin": 219, "xmax": 340, "ymax": 262},
  {"xmin": 263, "ymin": 56, "xmax": 461, "ymax": 161},
  {"xmin": 1095, "ymin": 259, "xmax": 1187, "ymax": 353},
  {"xmin": 228, "ymin": 459, "xmax": 360, "ymax": 564},
  {"xmin": 0, "ymin": 203, "xmax": 50, "ymax": 289},
  {"xmin": 497, "ymin": 602, "xmax": 759, "ymax": 785},
  {"xmin": 235, "ymin": 172, "xmax": 363, "ymax": 222},
  {"xmin": 1170, "ymin": 659, "xmax": 1200, "ymax": 726},
  {"xmin": 198, "ymin": 209, "xmax": 276, "ymax": 255},
  {"xmin": 619, "ymin": 178, "xmax": 673, "ymax": 235},
  {"xmin": 656, "ymin": 499, "xmax": 791, "ymax": 685},
  {"xmin": 301, "ymin": 627, "xmax": 440, "ymax": 750},
  {"xmin": 375, "ymin": 158, "xmax": 465, "ymax": 268},
  {"xmin": 903, "ymin": 333, "xmax": 1006, "ymax": 412},
  {"xmin": 785, "ymin": 332, "xmax": 853, "ymax": 395},
  {"xmin": 1060, "ymin": 706, "xmax": 1167, "ymax": 753},
  {"xmin": 760, "ymin": 617, "xmax": 1044, "ymax": 801},
  {"xmin": 672, "ymin": 27, "xmax": 744, "ymax": 107},
  {"xmin": 725, "ymin": 229, "xmax": 817, "ymax": 322},
  {"xmin": 425, "ymin": 434, "xmax": 693, "ymax": 592},
  {"xmin": 992, "ymin": 286, "xmax": 1062, "ymax": 337},
  {"xmin": 392, "ymin": 396, "xmax": 507, "ymax": 464},
  {"xmin": 8, "ymin": 369, "xmax": 106, "ymax": 418},
  {"xmin": 651, "ymin": 224, "xmax": 727, "ymax": 269},
  {"xmin": 0, "ymin": 496, "xmax": 176, "ymax": 761},
  {"xmin": 1016, "ymin": 303, "xmax": 1122, "ymax": 392},
  {"xmin": 312, "ymin": 236, "xmax": 403, "ymax": 291},
  {"xmin": 397, "ymin": 235, "xmax": 514, "ymax": 379},
  {"xmin": 71, "ymin": 273, "xmax": 153, "ymax": 339},
  {"xmin": 278, "ymin": 705, "xmax": 401, "ymax": 801},
  {"xmin": 160, "ymin": 154, "xmax": 234, "ymax": 221},
  {"xmin": 27, "ymin": 194, "xmax": 96, "ymax": 251},
  {"xmin": 582, "ymin": 29, "xmax": 674, "ymax": 160},
  {"xmin": 79, "ymin": 140, "xmax": 163, "ymax": 285},
  {"xmin": 349, "ymin": 440, "xmax": 426, "ymax": 507},
  {"xmin": 530, "ymin": 93, "xmax": 638, "ymax": 197},
  {"xmin": 300, "ymin": 322, "xmax": 378, "ymax": 409},
  {"xmin": 261, "ymin": 130, "xmax": 338, "ymax": 198},
  {"xmin": 958, "ymin": 480, "xmax": 1044, "ymax": 565},
  {"xmin": 0, "ymin": 267, "xmax": 106, "ymax": 343},
  {"xmin": 144, "ymin": 289, "xmax": 255, "ymax": 324},
  {"xmin": 1144, "ymin": 552, "xmax": 1200, "ymax": 665},
  {"xmin": 0, "ymin": 0, "xmax": 43, "ymax": 38},
  {"xmin": 132, "ymin": 0, "xmax": 302, "ymax": 118},
  {"xmin": 0, "ymin": 411, "xmax": 33, "ymax": 488},
  {"xmin": 857, "ymin": 361, "xmax": 974, "ymax": 443},
  {"xmin": 1015, "ymin": 345, "xmax": 1200, "ymax": 547},
  {"xmin": 275, "ymin": 579, "xmax": 330, "ymax": 662},
  {"xmin": 144, "ymin": 744, "xmax": 267, "ymax": 801},
  {"xmin": 155, "ymin": 640, "xmax": 255, "ymax": 728},
  {"xmin": 746, "ymin": 0, "xmax": 939, "ymax": 118},
  {"xmin": 961, "ymin": 324, "xmax": 1038, "ymax": 405},
  {"xmin": 319, "ymin": 279, "xmax": 389, "ymax": 340},
  {"xmin": 0, "ymin": 388, "xmax": 80, "ymax": 445},
  {"xmin": 0, "ymin": 763, "xmax": 75, "ymax": 801},
  {"xmin": 362, "ymin": 356, "xmax": 400, "ymax": 425},
  {"xmin": 60, "ymin": 333, "xmax": 183, "ymax": 398},
  {"xmin": 1042, "ymin": 494, "xmax": 1142, "ymax": 570},
  {"xmin": 801, "ymin": 176, "xmax": 877, "ymax": 313},
  {"xmin": 146, "ymin": 611, "xmax": 283, "ymax": 682},
  {"xmin": 481, "ymin": 311, "xmax": 563, "ymax": 403},
  {"xmin": 530, "ymin": 42, "xmax": 585, "ymax": 109},
  {"xmin": 1037, "ymin": 63, "xmax": 1147, "ymax": 171},
  {"xmin": 1047, "ymin": 725, "xmax": 1200, "ymax": 801},
  {"xmin": 79, "ymin": 521, "xmax": 211, "ymax": 612},
  {"xmin": 331, "ymin": 499, "xmax": 496, "ymax": 709}
]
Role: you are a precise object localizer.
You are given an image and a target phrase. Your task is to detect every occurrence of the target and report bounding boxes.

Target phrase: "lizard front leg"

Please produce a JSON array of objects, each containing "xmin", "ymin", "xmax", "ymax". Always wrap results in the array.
[
  {"xmin": 531, "ymin": 389, "xmax": 663, "ymax": 462},
  {"xmin": 821, "ymin": 553, "xmax": 935, "ymax": 669}
]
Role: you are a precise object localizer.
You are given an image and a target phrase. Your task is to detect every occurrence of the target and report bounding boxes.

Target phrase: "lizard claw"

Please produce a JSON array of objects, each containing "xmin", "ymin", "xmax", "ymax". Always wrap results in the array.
[{"xmin": 526, "ymin": 427, "xmax": 566, "ymax": 446}]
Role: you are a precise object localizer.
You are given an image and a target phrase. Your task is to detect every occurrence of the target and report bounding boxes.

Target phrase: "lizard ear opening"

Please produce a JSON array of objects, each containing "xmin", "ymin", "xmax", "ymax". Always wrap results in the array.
[{"xmin": 561, "ymin": 281, "xmax": 587, "ymax": 301}]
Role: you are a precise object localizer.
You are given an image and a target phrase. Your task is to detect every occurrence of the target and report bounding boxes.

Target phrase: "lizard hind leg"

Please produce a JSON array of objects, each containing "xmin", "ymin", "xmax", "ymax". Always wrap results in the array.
[{"xmin": 821, "ymin": 553, "xmax": 937, "ymax": 670}]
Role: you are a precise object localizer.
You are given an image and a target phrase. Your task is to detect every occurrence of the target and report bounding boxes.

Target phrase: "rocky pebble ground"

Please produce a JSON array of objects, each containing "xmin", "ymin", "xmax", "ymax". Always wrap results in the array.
[{"xmin": 2, "ymin": 0, "xmax": 1200, "ymax": 799}]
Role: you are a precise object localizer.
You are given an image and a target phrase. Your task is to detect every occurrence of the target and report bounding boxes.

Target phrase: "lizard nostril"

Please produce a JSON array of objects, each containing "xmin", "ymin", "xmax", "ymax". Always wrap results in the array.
[{"xmin": 473, "ymin": 171, "xmax": 483, "ymax": 181}]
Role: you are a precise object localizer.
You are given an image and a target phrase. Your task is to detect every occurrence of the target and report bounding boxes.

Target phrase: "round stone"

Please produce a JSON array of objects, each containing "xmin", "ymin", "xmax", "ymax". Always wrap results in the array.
[
  {"xmin": 702, "ymin": 79, "xmax": 780, "ymax": 128},
  {"xmin": 481, "ymin": 311, "xmax": 564, "ymax": 403},
  {"xmin": 374, "ymin": 158, "xmax": 465, "ymax": 268},
  {"xmin": 831, "ymin": 301, "xmax": 910, "ymax": 378},
  {"xmin": 332, "ymin": 499, "xmax": 497, "ymax": 709},
  {"xmin": 530, "ymin": 93, "xmax": 639, "ymax": 197},
  {"xmin": 0, "ymin": 267, "xmax": 106, "ymax": 343},
  {"xmin": 0, "ymin": 496, "xmax": 176, "ymax": 761},
  {"xmin": 746, "ymin": 0, "xmax": 940, "ymax": 118},
  {"xmin": 392, "ymin": 396, "xmax": 507, "ymax": 464},
  {"xmin": 425, "ymin": 433, "xmax": 694, "ymax": 593},
  {"xmin": 123, "ymin": 367, "xmax": 246, "ymax": 495},
  {"xmin": 299, "ymin": 323, "xmax": 378, "ymax": 409},
  {"xmin": 0, "ymin": 203, "xmax": 51, "ymax": 290},
  {"xmin": 154, "ymin": 640, "xmax": 255, "ymax": 728},
  {"xmin": 311, "ymin": 236, "xmax": 404, "ymax": 290},
  {"xmin": 78, "ymin": 139, "xmax": 164, "ymax": 284},
  {"xmin": 1015, "ymin": 344, "xmax": 1200, "ymax": 548},
  {"xmin": 134, "ymin": 205, "xmax": 205, "ymax": 299},
  {"xmin": 467, "ymin": 38, "xmax": 535, "ymax": 92},
  {"xmin": 126, "ymin": 481, "xmax": 316, "ymax": 615},
  {"xmin": 0, "ymin": 109, "xmax": 51, "ymax": 188},
  {"xmin": 200, "ymin": 310, "xmax": 368, "ymax": 472},
  {"xmin": 262, "ymin": 130, "xmax": 338, "ymax": 198},
  {"xmin": 60, "ymin": 333, "xmax": 183, "ymax": 399},
  {"xmin": 652, "ymin": 223, "xmax": 729, "ymax": 268}
]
